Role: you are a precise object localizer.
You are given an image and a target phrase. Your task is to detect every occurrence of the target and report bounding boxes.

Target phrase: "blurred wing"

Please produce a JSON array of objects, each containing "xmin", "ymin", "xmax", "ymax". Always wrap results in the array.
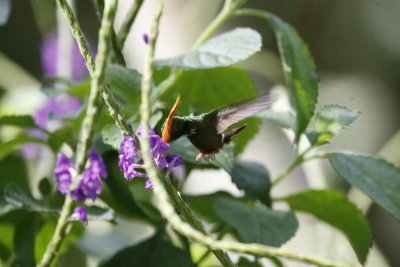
[{"xmin": 216, "ymin": 94, "xmax": 277, "ymax": 133}]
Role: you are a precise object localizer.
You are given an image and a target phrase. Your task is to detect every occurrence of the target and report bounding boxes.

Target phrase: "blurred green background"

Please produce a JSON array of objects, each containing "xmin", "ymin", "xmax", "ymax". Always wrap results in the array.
[{"xmin": 0, "ymin": 0, "xmax": 399, "ymax": 266}]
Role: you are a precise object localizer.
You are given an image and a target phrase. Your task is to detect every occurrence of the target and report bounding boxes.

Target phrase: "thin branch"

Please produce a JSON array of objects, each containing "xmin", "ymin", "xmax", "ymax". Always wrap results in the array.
[
  {"xmin": 37, "ymin": 1, "xmax": 117, "ymax": 266},
  {"xmin": 117, "ymin": 0, "xmax": 144, "ymax": 48}
]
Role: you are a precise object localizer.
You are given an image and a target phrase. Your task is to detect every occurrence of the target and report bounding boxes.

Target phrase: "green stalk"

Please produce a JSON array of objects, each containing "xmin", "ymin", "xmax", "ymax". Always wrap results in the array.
[
  {"xmin": 37, "ymin": 1, "xmax": 117, "ymax": 266},
  {"xmin": 58, "ymin": 0, "xmax": 132, "ymax": 136},
  {"xmin": 117, "ymin": 0, "xmax": 144, "ymax": 49},
  {"xmin": 138, "ymin": 1, "xmax": 234, "ymax": 265}
]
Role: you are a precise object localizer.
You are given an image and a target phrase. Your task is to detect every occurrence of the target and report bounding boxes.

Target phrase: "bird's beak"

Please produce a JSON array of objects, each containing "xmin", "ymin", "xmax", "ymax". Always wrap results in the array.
[{"xmin": 162, "ymin": 95, "xmax": 181, "ymax": 143}]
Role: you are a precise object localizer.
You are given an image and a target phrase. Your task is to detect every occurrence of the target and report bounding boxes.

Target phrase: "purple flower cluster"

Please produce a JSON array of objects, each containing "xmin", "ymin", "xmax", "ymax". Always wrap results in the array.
[
  {"xmin": 118, "ymin": 127, "xmax": 182, "ymax": 189},
  {"xmin": 54, "ymin": 149, "xmax": 107, "ymax": 224}
]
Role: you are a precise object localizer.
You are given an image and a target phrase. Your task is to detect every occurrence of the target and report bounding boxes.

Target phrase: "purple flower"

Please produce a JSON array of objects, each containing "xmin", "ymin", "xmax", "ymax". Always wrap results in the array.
[
  {"xmin": 145, "ymin": 178, "xmax": 153, "ymax": 189},
  {"xmin": 118, "ymin": 155, "xmax": 147, "ymax": 180},
  {"xmin": 33, "ymin": 95, "xmax": 81, "ymax": 131},
  {"xmin": 118, "ymin": 127, "xmax": 182, "ymax": 189},
  {"xmin": 41, "ymin": 32, "xmax": 94, "ymax": 83},
  {"xmin": 71, "ymin": 169, "xmax": 103, "ymax": 202},
  {"xmin": 89, "ymin": 149, "xmax": 108, "ymax": 178},
  {"xmin": 70, "ymin": 206, "xmax": 87, "ymax": 225},
  {"xmin": 54, "ymin": 150, "xmax": 107, "ymax": 202},
  {"xmin": 142, "ymin": 33, "xmax": 150, "ymax": 44},
  {"xmin": 166, "ymin": 154, "xmax": 182, "ymax": 171},
  {"xmin": 54, "ymin": 153, "xmax": 75, "ymax": 194},
  {"xmin": 120, "ymin": 136, "xmax": 138, "ymax": 158}
]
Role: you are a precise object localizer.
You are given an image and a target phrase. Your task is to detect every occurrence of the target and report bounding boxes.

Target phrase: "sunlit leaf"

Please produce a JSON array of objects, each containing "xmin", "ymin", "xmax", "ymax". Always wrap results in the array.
[
  {"xmin": 155, "ymin": 28, "xmax": 261, "ymax": 70},
  {"xmin": 257, "ymin": 12, "xmax": 319, "ymax": 143}
]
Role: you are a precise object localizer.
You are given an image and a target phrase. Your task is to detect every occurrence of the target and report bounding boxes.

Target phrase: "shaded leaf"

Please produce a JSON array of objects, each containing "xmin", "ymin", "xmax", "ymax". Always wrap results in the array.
[
  {"xmin": 0, "ymin": 115, "xmax": 37, "ymax": 128},
  {"xmin": 35, "ymin": 218, "xmax": 84, "ymax": 263},
  {"xmin": 3, "ymin": 186, "xmax": 56, "ymax": 215},
  {"xmin": 183, "ymin": 191, "xmax": 237, "ymax": 223},
  {"xmin": 214, "ymin": 198, "xmax": 298, "ymax": 247},
  {"xmin": 103, "ymin": 229, "xmax": 192, "ymax": 267},
  {"xmin": 101, "ymin": 124, "xmax": 124, "ymax": 150},
  {"xmin": 0, "ymin": 154, "xmax": 29, "ymax": 190},
  {"xmin": 128, "ymin": 179, "xmax": 163, "ymax": 224},
  {"xmin": 260, "ymin": 12, "xmax": 319, "ymax": 143},
  {"xmin": 86, "ymin": 206, "xmax": 115, "ymax": 222},
  {"xmin": 225, "ymin": 159, "xmax": 271, "ymax": 205},
  {"xmin": 284, "ymin": 189, "xmax": 371, "ymax": 264},
  {"xmin": 155, "ymin": 28, "xmax": 261, "ymax": 70},
  {"xmin": 329, "ymin": 153, "xmax": 400, "ymax": 221},
  {"xmin": 14, "ymin": 213, "xmax": 38, "ymax": 267},
  {"xmin": 105, "ymin": 63, "xmax": 141, "ymax": 105}
]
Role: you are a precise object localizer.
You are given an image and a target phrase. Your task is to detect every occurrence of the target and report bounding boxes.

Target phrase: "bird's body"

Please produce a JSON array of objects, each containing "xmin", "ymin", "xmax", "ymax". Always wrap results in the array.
[{"xmin": 162, "ymin": 95, "xmax": 276, "ymax": 161}]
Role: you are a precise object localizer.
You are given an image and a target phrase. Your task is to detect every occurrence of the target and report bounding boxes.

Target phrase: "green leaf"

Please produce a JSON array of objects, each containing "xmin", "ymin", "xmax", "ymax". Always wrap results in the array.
[
  {"xmin": 0, "ymin": 135, "xmax": 45, "ymax": 160},
  {"xmin": 214, "ymin": 198, "xmax": 298, "ymax": 247},
  {"xmin": 14, "ymin": 213, "xmax": 38, "ymax": 267},
  {"xmin": 237, "ymin": 257, "xmax": 263, "ymax": 267},
  {"xmin": 105, "ymin": 63, "xmax": 141, "ymax": 106},
  {"xmin": 183, "ymin": 191, "xmax": 237, "ymax": 223},
  {"xmin": 35, "ymin": 218, "xmax": 84, "ymax": 263},
  {"xmin": 225, "ymin": 159, "xmax": 271, "ymax": 205},
  {"xmin": 0, "ymin": 0, "xmax": 11, "ymax": 25},
  {"xmin": 47, "ymin": 125, "xmax": 74, "ymax": 153},
  {"xmin": 314, "ymin": 105, "xmax": 359, "ymax": 144},
  {"xmin": 256, "ymin": 109, "xmax": 296, "ymax": 130},
  {"xmin": 329, "ymin": 153, "xmax": 400, "ymax": 221},
  {"xmin": 155, "ymin": 28, "xmax": 261, "ymax": 70},
  {"xmin": 160, "ymin": 67, "xmax": 261, "ymax": 154},
  {"xmin": 3, "ymin": 186, "xmax": 56, "ymax": 215},
  {"xmin": 103, "ymin": 229, "xmax": 192, "ymax": 267},
  {"xmin": 85, "ymin": 206, "xmax": 115, "ymax": 222},
  {"xmin": 128, "ymin": 179, "xmax": 163, "ymax": 224},
  {"xmin": 0, "ymin": 154, "xmax": 29, "ymax": 190},
  {"xmin": 101, "ymin": 124, "xmax": 124, "ymax": 150},
  {"xmin": 283, "ymin": 190, "xmax": 371, "ymax": 264},
  {"xmin": 259, "ymin": 12, "xmax": 319, "ymax": 143},
  {"xmin": 38, "ymin": 178, "xmax": 52, "ymax": 198},
  {"xmin": 0, "ymin": 115, "xmax": 37, "ymax": 128},
  {"xmin": 0, "ymin": 223, "xmax": 14, "ymax": 261}
]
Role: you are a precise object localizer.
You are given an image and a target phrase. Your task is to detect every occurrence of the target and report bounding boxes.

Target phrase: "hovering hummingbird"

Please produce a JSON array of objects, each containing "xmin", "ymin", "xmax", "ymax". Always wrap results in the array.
[{"xmin": 161, "ymin": 94, "xmax": 276, "ymax": 161}]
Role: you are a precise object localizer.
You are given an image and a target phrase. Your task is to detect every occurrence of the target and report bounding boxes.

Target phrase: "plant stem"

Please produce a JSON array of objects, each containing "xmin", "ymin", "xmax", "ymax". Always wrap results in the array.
[
  {"xmin": 271, "ymin": 145, "xmax": 315, "ymax": 187},
  {"xmin": 156, "ymin": 0, "xmax": 247, "ymax": 98},
  {"xmin": 58, "ymin": 0, "xmax": 132, "ymax": 136},
  {"xmin": 138, "ymin": 1, "xmax": 235, "ymax": 265},
  {"xmin": 37, "ymin": 1, "xmax": 117, "ymax": 266},
  {"xmin": 117, "ymin": 0, "xmax": 144, "ymax": 49}
]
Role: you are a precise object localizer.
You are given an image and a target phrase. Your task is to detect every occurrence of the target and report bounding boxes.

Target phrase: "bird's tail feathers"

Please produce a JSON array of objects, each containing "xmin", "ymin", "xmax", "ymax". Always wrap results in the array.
[{"xmin": 222, "ymin": 124, "xmax": 247, "ymax": 144}]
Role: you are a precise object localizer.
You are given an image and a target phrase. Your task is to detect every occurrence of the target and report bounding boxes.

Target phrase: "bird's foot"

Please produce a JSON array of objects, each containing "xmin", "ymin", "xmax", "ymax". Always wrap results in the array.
[{"xmin": 196, "ymin": 152, "xmax": 216, "ymax": 162}]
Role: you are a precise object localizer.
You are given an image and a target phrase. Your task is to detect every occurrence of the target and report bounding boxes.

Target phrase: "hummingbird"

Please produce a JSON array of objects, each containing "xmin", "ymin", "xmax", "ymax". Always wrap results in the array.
[{"xmin": 161, "ymin": 94, "xmax": 276, "ymax": 161}]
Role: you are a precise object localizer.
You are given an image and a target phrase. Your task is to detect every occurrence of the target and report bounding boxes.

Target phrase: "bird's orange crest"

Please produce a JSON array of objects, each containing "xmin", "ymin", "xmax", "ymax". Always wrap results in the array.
[{"xmin": 162, "ymin": 95, "xmax": 181, "ymax": 143}]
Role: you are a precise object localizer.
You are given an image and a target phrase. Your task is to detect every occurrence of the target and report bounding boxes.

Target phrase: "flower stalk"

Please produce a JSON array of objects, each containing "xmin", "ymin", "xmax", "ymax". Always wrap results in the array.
[{"xmin": 37, "ymin": 0, "xmax": 117, "ymax": 266}]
